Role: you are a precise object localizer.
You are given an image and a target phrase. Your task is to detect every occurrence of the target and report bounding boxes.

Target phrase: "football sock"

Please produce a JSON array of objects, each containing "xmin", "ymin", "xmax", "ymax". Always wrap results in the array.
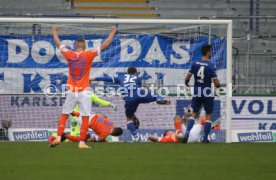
[
  {"xmin": 56, "ymin": 136, "xmax": 61, "ymax": 141},
  {"xmin": 80, "ymin": 116, "xmax": 89, "ymax": 141},
  {"xmin": 66, "ymin": 135, "xmax": 80, "ymax": 142},
  {"xmin": 174, "ymin": 121, "xmax": 182, "ymax": 132},
  {"xmin": 184, "ymin": 117, "xmax": 195, "ymax": 137},
  {"xmin": 127, "ymin": 121, "xmax": 137, "ymax": 135},
  {"xmin": 203, "ymin": 120, "xmax": 212, "ymax": 140},
  {"xmin": 57, "ymin": 114, "xmax": 68, "ymax": 136}
]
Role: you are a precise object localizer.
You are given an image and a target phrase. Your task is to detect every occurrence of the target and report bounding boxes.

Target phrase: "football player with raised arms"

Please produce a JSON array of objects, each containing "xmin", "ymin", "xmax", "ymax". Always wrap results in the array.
[{"xmin": 50, "ymin": 26, "xmax": 116, "ymax": 149}]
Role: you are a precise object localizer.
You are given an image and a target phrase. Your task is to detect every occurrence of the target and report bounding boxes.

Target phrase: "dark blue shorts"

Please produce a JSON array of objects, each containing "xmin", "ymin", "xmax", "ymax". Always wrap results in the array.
[
  {"xmin": 191, "ymin": 96, "xmax": 214, "ymax": 114},
  {"xmin": 124, "ymin": 91, "xmax": 157, "ymax": 118}
]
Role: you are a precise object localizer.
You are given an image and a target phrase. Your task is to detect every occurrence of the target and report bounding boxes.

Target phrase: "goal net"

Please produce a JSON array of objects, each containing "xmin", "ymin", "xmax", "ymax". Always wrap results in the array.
[{"xmin": 0, "ymin": 18, "xmax": 232, "ymax": 142}]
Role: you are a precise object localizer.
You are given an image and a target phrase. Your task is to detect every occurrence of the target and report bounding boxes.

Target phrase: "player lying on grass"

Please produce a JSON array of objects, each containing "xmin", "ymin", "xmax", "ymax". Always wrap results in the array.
[
  {"xmin": 148, "ymin": 107, "xmax": 221, "ymax": 143},
  {"xmin": 90, "ymin": 67, "xmax": 170, "ymax": 142},
  {"xmin": 49, "ymin": 112, "xmax": 123, "ymax": 145},
  {"xmin": 48, "ymin": 93, "xmax": 117, "ymax": 142},
  {"xmin": 183, "ymin": 45, "xmax": 221, "ymax": 143},
  {"xmin": 51, "ymin": 26, "xmax": 116, "ymax": 149}
]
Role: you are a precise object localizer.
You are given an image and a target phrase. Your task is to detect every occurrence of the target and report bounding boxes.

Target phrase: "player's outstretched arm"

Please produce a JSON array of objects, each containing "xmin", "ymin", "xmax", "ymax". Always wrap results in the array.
[
  {"xmin": 90, "ymin": 76, "xmax": 118, "ymax": 83},
  {"xmin": 174, "ymin": 115, "xmax": 182, "ymax": 133},
  {"xmin": 52, "ymin": 26, "xmax": 61, "ymax": 49},
  {"xmin": 100, "ymin": 26, "xmax": 117, "ymax": 51},
  {"xmin": 185, "ymin": 72, "xmax": 192, "ymax": 87}
]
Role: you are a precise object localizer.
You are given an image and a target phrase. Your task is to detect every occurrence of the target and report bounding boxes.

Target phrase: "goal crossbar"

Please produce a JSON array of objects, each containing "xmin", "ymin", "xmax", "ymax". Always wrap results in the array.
[{"xmin": 0, "ymin": 17, "xmax": 232, "ymax": 25}]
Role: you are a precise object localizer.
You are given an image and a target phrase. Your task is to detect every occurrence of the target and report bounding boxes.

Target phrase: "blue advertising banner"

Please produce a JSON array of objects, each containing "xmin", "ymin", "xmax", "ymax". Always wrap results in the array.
[
  {"xmin": 0, "ymin": 35, "xmax": 226, "ymax": 69},
  {"xmin": 0, "ymin": 35, "xmax": 227, "ymax": 94}
]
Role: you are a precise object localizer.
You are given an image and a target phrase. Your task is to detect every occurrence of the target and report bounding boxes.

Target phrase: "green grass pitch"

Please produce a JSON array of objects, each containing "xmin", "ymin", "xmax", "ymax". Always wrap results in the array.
[{"xmin": 0, "ymin": 142, "xmax": 275, "ymax": 180}]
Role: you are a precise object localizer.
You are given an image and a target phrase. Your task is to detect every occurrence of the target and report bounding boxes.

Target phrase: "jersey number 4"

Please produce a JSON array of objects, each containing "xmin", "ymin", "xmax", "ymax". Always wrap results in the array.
[{"xmin": 197, "ymin": 66, "xmax": 205, "ymax": 82}]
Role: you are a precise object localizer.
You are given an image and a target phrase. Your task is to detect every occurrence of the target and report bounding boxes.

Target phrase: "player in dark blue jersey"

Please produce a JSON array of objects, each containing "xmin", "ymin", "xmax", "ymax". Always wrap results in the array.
[
  {"xmin": 182, "ymin": 45, "xmax": 221, "ymax": 143},
  {"xmin": 90, "ymin": 67, "xmax": 170, "ymax": 142}
]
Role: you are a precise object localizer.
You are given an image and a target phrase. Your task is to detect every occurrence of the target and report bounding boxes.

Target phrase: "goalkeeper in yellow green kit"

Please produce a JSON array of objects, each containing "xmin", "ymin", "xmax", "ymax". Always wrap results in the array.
[{"xmin": 48, "ymin": 93, "xmax": 117, "ymax": 142}]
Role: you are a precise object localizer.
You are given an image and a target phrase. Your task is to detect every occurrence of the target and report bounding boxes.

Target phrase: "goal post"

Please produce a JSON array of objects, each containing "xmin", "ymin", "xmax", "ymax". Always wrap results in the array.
[
  {"xmin": 226, "ymin": 21, "xmax": 233, "ymax": 143},
  {"xmin": 0, "ymin": 18, "xmax": 232, "ymax": 142}
]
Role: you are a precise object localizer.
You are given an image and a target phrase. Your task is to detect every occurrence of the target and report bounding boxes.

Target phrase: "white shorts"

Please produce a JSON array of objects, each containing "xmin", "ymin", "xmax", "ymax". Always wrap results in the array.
[
  {"xmin": 188, "ymin": 124, "xmax": 203, "ymax": 143},
  {"xmin": 62, "ymin": 90, "xmax": 91, "ymax": 116}
]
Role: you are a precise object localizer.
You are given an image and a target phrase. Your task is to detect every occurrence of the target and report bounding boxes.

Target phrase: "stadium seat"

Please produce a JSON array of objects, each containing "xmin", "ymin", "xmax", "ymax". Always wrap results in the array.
[
  {"xmin": 73, "ymin": 5, "xmax": 157, "ymax": 17},
  {"xmin": 72, "ymin": 0, "xmax": 158, "ymax": 18},
  {"xmin": 73, "ymin": 6, "xmax": 154, "ymax": 11},
  {"xmin": 78, "ymin": 12, "xmax": 160, "ymax": 18}
]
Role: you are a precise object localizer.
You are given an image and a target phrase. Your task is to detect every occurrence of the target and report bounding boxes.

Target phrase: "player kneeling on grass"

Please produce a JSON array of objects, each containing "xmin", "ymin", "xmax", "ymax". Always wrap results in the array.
[
  {"xmin": 148, "ymin": 107, "xmax": 221, "ymax": 143},
  {"xmin": 49, "ymin": 112, "xmax": 123, "ymax": 144}
]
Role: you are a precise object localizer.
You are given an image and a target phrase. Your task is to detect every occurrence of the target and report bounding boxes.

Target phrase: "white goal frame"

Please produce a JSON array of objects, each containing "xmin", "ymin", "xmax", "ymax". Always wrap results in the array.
[{"xmin": 0, "ymin": 18, "xmax": 233, "ymax": 143}]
